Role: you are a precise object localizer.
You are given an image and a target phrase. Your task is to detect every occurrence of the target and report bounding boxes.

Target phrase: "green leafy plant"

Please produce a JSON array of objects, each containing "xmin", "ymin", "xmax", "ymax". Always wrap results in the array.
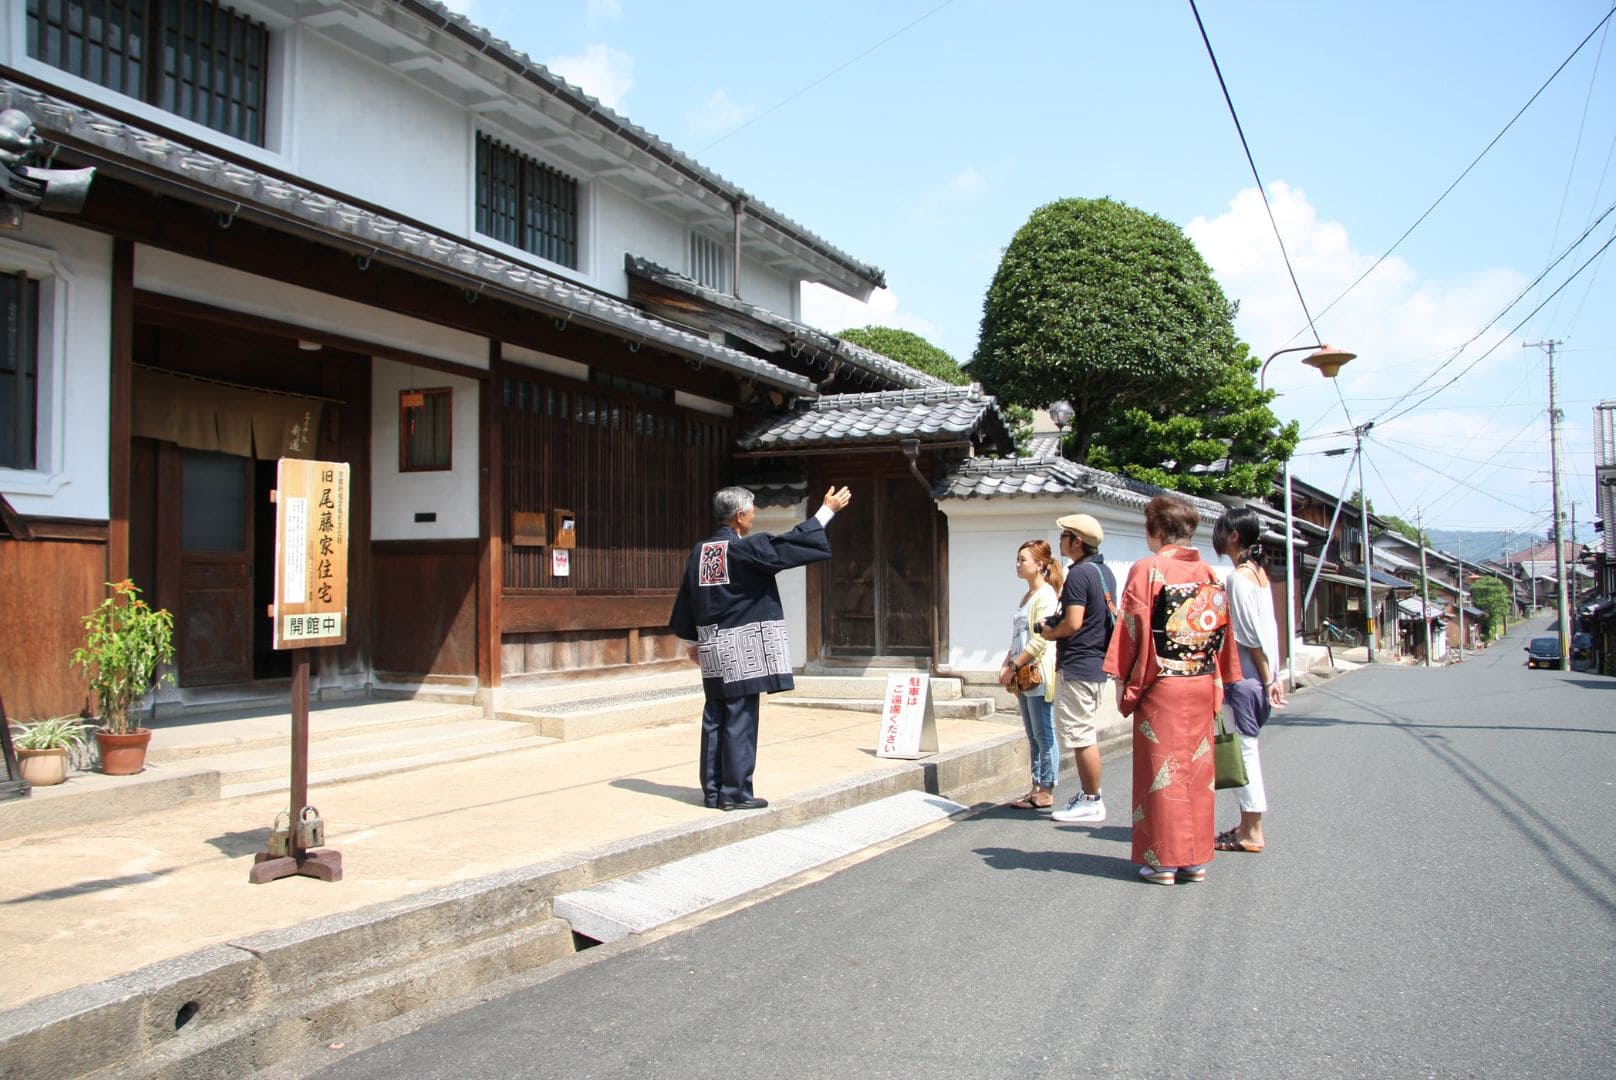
[
  {"xmin": 70, "ymin": 580, "xmax": 175, "ymax": 735},
  {"xmin": 11, "ymin": 714, "xmax": 91, "ymax": 751}
]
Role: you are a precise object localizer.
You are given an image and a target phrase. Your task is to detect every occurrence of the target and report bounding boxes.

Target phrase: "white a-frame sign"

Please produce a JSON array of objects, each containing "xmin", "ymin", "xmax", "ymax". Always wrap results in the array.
[{"xmin": 876, "ymin": 673, "xmax": 939, "ymax": 759}]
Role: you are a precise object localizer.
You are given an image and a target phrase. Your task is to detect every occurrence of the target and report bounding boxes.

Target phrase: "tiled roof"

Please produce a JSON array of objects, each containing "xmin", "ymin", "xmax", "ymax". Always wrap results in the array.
[
  {"xmin": 737, "ymin": 386, "xmax": 1011, "ymax": 453},
  {"xmin": 935, "ymin": 452, "xmax": 1228, "ymax": 518},
  {"xmin": 1021, "ymin": 433, "xmax": 1063, "ymax": 457},
  {"xmin": 625, "ymin": 256, "xmax": 945, "ymax": 392},
  {"xmin": 398, "ymin": 0, "xmax": 884, "ymax": 291},
  {"xmin": 2, "ymin": 80, "xmax": 817, "ymax": 397}
]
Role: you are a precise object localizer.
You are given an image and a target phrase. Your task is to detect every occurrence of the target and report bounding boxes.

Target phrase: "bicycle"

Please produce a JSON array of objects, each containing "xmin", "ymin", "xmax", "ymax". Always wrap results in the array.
[{"xmin": 1315, "ymin": 619, "xmax": 1363, "ymax": 648}]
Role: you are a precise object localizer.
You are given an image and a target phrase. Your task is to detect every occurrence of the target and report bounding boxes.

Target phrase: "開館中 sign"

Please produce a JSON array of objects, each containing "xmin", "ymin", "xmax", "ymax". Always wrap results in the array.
[{"xmin": 272, "ymin": 458, "xmax": 350, "ymax": 649}]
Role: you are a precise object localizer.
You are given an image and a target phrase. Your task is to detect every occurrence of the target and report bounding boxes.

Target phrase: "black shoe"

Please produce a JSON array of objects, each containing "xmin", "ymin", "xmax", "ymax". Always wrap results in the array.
[{"xmin": 718, "ymin": 797, "xmax": 769, "ymax": 811}]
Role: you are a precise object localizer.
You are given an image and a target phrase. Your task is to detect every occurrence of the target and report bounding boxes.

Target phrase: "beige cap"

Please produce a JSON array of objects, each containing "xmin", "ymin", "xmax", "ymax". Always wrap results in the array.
[{"xmin": 1056, "ymin": 512, "xmax": 1103, "ymax": 546}]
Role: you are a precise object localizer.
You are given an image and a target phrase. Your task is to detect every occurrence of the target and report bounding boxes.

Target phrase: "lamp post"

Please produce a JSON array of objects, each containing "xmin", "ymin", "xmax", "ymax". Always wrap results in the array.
[{"xmin": 1261, "ymin": 343, "xmax": 1357, "ymax": 689}]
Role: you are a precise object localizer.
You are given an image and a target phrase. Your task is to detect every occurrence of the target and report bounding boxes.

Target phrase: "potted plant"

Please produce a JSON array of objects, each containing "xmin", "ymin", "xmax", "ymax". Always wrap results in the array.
[
  {"xmin": 9, "ymin": 715, "xmax": 91, "ymax": 786},
  {"xmin": 70, "ymin": 579, "xmax": 175, "ymax": 775}
]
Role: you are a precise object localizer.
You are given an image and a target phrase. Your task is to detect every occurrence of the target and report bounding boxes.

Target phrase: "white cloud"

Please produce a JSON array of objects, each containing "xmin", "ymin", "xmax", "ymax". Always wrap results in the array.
[
  {"xmin": 1188, "ymin": 183, "xmax": 1544, "ymax": 526},
  {"xmin": 546, "ymin": 44, "xmax": 635, "ymax": 112},
  {"xmin": 689, "ymin": 89, "xmax": 750, "ymax": 135},
  {"xmin": 800, "ymin": 284, "xmax": 946, "ymax": 349},
  {"xmin": 1188, "ymin": 182, "xmax": 1525, "ymax": 413},
  {"xmin": 586, "ymin": 0, "xmax": 623, "ymax": 25},
  {"xmin": 930, "ymin": 167, "xmax": 986, "ymax": 203}
]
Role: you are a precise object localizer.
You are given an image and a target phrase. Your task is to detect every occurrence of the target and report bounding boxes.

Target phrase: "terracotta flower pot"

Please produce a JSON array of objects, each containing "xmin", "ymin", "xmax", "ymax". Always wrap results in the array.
[
  {"xmin": 96, "ymin": 728, "xmax": 152, "ymax": 775},
  {"xmin": 17, "ymin": 747, "xmax": 70, "ymax": 786}
]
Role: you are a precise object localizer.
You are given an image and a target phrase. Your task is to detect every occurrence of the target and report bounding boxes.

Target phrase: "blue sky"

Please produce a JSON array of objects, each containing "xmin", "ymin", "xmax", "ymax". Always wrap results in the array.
[{"xmin": 448, "ymin": 0, "xmax": 1613, "ymax": 548}]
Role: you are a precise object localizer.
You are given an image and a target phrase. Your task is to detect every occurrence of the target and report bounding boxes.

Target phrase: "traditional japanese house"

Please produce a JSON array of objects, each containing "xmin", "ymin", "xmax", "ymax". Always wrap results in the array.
[{"xmin": 0, "ymin": 0, "xmax": 930, "ymax": 720}]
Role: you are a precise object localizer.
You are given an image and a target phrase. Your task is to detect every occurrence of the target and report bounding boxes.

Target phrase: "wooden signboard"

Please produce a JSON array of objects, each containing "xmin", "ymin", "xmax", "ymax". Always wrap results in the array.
[
  {"xmin": 271, "ymin": 459, "xmax": 350, "ymax": 650},
  {"xmin": 875, "ymin": 673, "xmax": 939, "ymax": 759}
]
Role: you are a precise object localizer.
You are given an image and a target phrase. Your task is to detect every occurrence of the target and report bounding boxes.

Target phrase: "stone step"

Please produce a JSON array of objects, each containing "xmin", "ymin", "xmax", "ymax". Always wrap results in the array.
[
  {"xmin": 221, "ymin": 733, "xmax": 556, "ymax": 800},
  {"xmin": 495, "ymin": 668, "xmax": 704, "ymax": 712},
  {"xmin": 773, "ymin": 696, "xmax": 997, "ymax": 720},
  {"xmin": 781, "ymin": 674, "xmax": 963, "ymax": 701},
  {"xmin": 145, "ymin": 702, "xmax": 486, "ymax": 765},
  {"xmin": 189, "ymin": 719, "xmax": 538, "ymax": 787},
  {"xmin": 498, "ymin": 687, "xmax": 707, "ymax": 741}
]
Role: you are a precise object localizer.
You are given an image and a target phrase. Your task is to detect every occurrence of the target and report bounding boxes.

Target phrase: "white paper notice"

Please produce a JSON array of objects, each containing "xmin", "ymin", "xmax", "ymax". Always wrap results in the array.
[
  {"xmin": 282, "ymin": 496, "xmax": 308, "ymax": 603},
  {"xmin": 552, "ymin": 548, "xmax": 570, "ymax": 577}
]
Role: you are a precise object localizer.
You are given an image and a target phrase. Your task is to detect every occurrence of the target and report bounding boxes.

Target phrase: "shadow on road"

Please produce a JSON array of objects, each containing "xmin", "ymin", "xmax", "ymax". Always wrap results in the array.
[
  {"xmin": 1313, "ymin": 682, "xmax": 1616, "ymax": 918},
  {"xmin": 1281, "ymin": 715, "xmax": 1616, "ymax": 737},
  {"xmin": 971, "ymin": 845, "xmax": 1136, "ymax": 881}
]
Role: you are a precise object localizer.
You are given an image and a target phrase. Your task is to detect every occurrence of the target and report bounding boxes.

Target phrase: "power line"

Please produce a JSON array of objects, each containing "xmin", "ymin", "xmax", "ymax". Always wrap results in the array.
[
  {"xmin": 1370, "ymin": 435, "xmax": 1540, "ymax": 517},
  {"xmin": 1295, "ymin": 2, "xmax": 1616, "ymax": 338},
  {"xmin": 1376, "ymin": 226, "xmax": 1616, "ymax": 426},
  {"xmin": 1188, "ymin": 0, "xmax": 1322, "ymax": 345},
  {"xmin": 696, "ymin": 0, "xmax": 959, "ymax": 154}
]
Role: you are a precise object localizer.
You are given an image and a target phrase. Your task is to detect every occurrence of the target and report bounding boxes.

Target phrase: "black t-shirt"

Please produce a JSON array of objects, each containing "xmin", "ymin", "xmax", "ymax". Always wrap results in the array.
[{"xmin": 1050, "ymin": 556, "xmax": 1117, "ymax": 681}]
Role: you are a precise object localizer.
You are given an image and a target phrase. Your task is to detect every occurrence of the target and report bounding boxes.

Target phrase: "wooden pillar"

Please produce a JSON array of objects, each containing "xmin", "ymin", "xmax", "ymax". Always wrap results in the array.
[
  {"xmin": 478, "ymin": 341, "xmax": 503, "ymax": 691},
  {"xmin": 107, "ymin": 238, "xmax": 134, "ymax": 584}
]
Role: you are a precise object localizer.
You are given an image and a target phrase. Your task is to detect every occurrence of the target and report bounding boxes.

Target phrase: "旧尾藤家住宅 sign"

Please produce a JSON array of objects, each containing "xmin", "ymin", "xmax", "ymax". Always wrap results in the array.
[{"xmin": 272, "ymin": 459, "xmax": 350, "ymax": 649}]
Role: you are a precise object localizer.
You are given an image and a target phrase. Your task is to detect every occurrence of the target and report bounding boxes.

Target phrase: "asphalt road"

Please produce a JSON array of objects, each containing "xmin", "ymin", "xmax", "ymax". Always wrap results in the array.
[{"xmin": 303, "ymin": 617, "xmax": 1615, "ymax": 1079}]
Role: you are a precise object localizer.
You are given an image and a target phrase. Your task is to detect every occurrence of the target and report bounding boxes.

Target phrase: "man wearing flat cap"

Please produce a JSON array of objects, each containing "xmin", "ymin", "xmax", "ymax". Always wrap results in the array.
[
  {"xmin": 1038, "ymin": 512, "xmax": 1118, "ymax": 824},
  {"xmin": 670, "ymin": 484, "xmax": 853, "ymax": 811}
]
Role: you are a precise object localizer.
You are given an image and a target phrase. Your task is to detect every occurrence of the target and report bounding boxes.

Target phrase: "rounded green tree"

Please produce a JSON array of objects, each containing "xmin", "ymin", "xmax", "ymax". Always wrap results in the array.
[
  {"xmin": 837, "ymin": 326, "xmax": 969, "ymax": 386},
  {"xmin": 971, "ymin": 197, "xmax": 1241, "ymax": 461}
]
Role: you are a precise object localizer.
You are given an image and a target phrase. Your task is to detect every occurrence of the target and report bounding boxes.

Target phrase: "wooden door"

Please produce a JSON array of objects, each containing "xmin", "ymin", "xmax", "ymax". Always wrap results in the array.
[
  {"xmin": 176, "ymin": 449, "xmax": 254, "ymax": 685},
  {"xmin": 824, "ymin": 473, "xmax": 936, "ymax": 657}
]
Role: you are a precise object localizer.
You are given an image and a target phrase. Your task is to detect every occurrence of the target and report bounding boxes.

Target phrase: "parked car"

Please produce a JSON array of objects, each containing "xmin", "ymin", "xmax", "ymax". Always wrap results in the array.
[{"xmin": 1525, "ymin": 636, "xmax": 1562, "ymax": 669}]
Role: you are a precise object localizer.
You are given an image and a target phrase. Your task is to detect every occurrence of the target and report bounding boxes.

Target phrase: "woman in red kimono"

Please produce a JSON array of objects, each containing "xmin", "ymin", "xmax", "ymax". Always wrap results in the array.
[{"xmin": 1103, "ymin": 495, "xmax": 1241, "ymax": 884}]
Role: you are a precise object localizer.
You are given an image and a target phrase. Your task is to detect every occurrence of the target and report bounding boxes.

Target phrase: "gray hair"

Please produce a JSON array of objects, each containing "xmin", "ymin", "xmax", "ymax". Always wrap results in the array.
[{"xmin": 712, "ymin": 486, "xmax": 755, "ymax": 523}]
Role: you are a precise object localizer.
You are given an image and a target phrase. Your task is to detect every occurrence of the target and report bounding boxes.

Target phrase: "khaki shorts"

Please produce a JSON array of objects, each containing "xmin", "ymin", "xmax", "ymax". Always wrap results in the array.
[{"xmin": 1055, "ymin": 677, "xmax": 1105, "ymax": 749}]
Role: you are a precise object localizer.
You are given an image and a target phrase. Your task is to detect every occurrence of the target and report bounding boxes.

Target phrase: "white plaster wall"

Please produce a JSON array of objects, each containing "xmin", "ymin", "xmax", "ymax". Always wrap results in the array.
[
  {"xmin": 135, "ymin": 247, "xmax": 489, "ymax": 369},
  {"xmin": 941, "ymin": 499, "xmax": 1224, "ymax": 673},
  {"xmin": 0, "ymin": 218, "xmax": 113, "ymax": 520},
  {"xmin": 369, "ymin": 359, "xmax": 480, "ymax": 540},
  {"xmin": 288, "ymin": 30, "xmax": 468, "ymax": 232},
  {"xmin": 594, "ymin": 185, "xmax": 688, "ymax": 297},
  {"xmin": 753, "ymin": 503, "xmax": 811, "ymax": 671}
]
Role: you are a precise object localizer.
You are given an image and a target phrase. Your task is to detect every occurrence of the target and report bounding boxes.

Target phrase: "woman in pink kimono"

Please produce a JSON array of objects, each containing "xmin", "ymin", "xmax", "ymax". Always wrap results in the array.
[{"xmin": 1103, "ymin": 495, "xmax": 1241, "ymax": 885}]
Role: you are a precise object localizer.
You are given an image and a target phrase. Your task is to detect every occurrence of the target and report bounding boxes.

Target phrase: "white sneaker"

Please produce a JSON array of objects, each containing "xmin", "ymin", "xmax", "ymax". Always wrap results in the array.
[{"xmin": 1051, "ymin": 792, "xmax": 1106, "ymax": 823}]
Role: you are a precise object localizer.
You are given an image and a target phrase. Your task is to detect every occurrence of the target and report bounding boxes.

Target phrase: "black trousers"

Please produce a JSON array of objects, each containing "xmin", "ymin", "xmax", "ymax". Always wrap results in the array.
[{"xmin": 699, "ymin": 691, "xmax": 760, "ymax": 806}]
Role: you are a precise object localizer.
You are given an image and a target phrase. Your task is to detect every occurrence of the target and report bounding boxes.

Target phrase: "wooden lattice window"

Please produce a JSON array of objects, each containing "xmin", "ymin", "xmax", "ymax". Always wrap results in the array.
[
  {"xmin": 400, "ymin": 387, "xmax": 452, "ymax": 472},
  {"xmin": 476, "ymin": 134, "xmax": 579, "ymax": 269},
  {"xmin": 500, "ymin": 372, "xmax": 730, "ymax": 591},
  {"xmin": 0, "ymin": 272, "xmax": 40, "ymax": 471},
  {"xmin": 26, "ymin": 0, "xmax": 270, "ymax": 146}
]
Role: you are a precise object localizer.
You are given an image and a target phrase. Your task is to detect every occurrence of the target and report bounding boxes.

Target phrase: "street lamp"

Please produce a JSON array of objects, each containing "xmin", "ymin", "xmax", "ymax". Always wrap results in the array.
[
  {"xmin": 1047, "ymin": 399, "xmax": 1074, "ymax": 432},
  {"xmin": 1263, "ymin": 343, "xmax": 1357, "ymax": 689}
]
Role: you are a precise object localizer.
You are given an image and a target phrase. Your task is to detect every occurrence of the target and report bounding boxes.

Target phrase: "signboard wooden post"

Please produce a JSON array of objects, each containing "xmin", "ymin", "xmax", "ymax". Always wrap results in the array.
[
  {"xmin": 251, "ymin": 459, "xmax": 349, "ymax": 885},
  {"xmin": 875, "ymin": 673, "xmax": 939, "ymax": 759}
]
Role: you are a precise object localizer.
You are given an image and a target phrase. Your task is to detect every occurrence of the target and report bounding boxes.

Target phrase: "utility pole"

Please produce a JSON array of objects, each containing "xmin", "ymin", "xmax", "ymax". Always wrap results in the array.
[
  {"xmin": 1420, "ymin": 508, "xmax": 1433, "ymax": 666},
  {"xmin": 1526, "ymin": 339, "xmax": 1569, "ymax": 671},
  {"xmin": 1355, "ymin": 423, "xmax": 1377, "ymax": 662}
]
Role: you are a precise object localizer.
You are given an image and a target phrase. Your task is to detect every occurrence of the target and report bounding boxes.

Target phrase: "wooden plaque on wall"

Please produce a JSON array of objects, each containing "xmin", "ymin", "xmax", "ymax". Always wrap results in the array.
[{"xmin": 511, "ymin": 511, "xmax": 548, "ymax": 547}]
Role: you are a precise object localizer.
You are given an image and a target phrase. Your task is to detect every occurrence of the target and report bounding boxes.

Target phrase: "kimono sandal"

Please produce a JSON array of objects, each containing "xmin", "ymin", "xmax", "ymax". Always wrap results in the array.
[
  {"xmin": 1176, "ymin": 865, "xmax": 1208, "ymax": 883},
  {"xmin": 1214, "ymin": 829, "xmax": 1264, "ymax": 853},
  {"xmin": 1138, "ymin": 866, "xmax": 1176, "ymax": 885}
]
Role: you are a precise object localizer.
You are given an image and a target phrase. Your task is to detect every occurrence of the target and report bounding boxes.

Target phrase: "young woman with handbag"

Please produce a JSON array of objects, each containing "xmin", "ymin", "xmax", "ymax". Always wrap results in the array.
[
  {"xmin": 1000, "ymin": 539, "xmax": 1064, "ymax": 810},
  {"xmin": 1212, "ymin": 507, "xmax": 1288, "ymax": 854}
]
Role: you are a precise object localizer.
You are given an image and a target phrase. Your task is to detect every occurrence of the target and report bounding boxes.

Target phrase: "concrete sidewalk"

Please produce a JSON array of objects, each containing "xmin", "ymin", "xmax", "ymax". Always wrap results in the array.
[{"xmin": 0, "ymin": 703, "xmax": 1026, "ymax": 1011}]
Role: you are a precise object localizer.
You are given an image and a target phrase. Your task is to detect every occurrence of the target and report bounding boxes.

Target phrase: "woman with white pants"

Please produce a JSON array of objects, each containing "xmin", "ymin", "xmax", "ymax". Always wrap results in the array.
[{"xmin": 1211, "ymin": 508, "xmax": 1286, "ymax": 853}]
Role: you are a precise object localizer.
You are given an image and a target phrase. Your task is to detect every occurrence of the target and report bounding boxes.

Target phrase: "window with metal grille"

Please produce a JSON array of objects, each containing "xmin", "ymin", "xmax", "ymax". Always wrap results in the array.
[
  {"xmin": 476, "ymin": 134, "xmax": 579, "ymax": 269},
  {"xmin": 689, "ymin": 232, "xmax": 731, "ymax": 292},
  {"xmin": 400, "ymin": 387, "xmax": 452, "ymax": 472},
  {"xmin": 0, "ymin": 273, "xmax": 40, "ymax": 471},
  {"xmin": 25, "ymin": 0, "xmax": 270, "ymax": 146}
]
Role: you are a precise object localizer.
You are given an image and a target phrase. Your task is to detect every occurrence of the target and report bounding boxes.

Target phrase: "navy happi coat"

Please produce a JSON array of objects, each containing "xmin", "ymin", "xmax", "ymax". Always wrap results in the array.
[{"xmin": 669, "ymin": 517, "xmax": 834, "ymax": 699}]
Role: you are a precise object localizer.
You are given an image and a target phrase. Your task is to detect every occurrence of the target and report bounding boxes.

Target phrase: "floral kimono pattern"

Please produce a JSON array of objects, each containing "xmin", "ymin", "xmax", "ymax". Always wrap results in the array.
[{"xmin": 1104, "ymin": 545, "xmax": 1242, "ymax": 871}]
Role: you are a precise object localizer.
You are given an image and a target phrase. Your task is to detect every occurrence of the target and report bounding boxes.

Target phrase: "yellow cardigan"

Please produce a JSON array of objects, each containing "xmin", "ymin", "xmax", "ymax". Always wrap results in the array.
[{"xmin": 1022, "ymin": 583, "xmax": 1059, "ymax": 703}]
